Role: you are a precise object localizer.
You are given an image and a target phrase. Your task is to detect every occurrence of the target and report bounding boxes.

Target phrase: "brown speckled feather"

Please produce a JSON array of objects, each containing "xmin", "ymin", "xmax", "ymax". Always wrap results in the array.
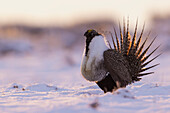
[
  {"xmin": 103, "ymin": 18, "xmax": 160, "ymax": 86},
  {"xmin": 104, "ymin": 49, "xmax": 132, "ymax": 87},
  {"xmin": 83, "ymin": 19, "xmax": 160, "ymax": 93}
]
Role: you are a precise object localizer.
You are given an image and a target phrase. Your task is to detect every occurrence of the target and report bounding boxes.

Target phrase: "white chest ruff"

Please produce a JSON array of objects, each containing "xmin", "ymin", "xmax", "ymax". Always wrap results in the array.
[{"xmin": 81, "ymin": 36, "xmax": 108, "ymax": 82}]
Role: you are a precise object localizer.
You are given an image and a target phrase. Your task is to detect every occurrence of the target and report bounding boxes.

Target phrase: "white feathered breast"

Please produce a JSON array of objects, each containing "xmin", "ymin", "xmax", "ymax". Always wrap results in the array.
[{"xmin": 81, "ymin": 35, "xmax": 109, "ymax": 81}]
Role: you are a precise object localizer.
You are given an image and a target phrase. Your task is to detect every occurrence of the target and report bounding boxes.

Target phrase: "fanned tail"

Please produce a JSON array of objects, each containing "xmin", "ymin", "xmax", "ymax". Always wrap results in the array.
[
  {"xmin": 110, "ymin": 18, "xmax": 160, "ymax": 82},
  {"xmin": 129, "ymin": 19, "xmax": 138, "ymax": 54},
  {"xmin": 119, "ymin": 21, "xmax": 123, "ymax": 52},
  {"xmin": 123, "ymin": 17, "xmax": 131, "ymax": 55}
]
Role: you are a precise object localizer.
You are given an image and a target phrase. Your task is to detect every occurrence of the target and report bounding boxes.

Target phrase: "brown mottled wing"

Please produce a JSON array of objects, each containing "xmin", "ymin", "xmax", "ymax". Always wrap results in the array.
[{"xmin": 104, "ymin": 49, "xmax": 132, "ymax": 87}]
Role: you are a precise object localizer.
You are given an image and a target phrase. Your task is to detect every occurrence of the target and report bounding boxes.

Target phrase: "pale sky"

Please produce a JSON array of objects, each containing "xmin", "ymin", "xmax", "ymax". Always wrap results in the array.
[{"xmin": 0, "ymin": 0, "xmax": 169, "ymax": 26}]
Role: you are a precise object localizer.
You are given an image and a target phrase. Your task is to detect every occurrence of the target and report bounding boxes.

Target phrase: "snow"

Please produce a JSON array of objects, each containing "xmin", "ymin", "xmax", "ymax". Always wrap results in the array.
[
  {"xmin": 0, "ymin": 39, "xmax": 32, "ymax": 55},
  {"xmin": 0, "ymin": 48, "xmax": 169, "ymax": 113},
  {"xmin": 0, "ymin": 23, "xmax": 169, "ymax": 113}
]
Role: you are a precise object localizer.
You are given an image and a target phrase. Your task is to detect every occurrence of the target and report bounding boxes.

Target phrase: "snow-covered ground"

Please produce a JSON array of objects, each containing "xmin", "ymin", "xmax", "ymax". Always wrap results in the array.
[
  {"xmin": 0, "ymin": 19, "xmax": 170, "ymax": 113},
  {"xmin": 0, "ymin": 47, "xmax": 169, "ymax": 113}
]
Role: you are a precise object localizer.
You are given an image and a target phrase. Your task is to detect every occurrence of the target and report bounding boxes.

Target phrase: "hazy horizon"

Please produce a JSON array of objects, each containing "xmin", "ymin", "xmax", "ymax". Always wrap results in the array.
[{"xmin": 0, "ymin": 0, "xmax": 169, "ymax": 27}]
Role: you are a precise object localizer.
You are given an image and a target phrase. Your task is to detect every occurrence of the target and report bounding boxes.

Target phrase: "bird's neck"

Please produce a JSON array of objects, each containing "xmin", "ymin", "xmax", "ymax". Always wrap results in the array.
[{"xmin": 86, "ymin": 36, "xmax": 108, "ymax": 59}]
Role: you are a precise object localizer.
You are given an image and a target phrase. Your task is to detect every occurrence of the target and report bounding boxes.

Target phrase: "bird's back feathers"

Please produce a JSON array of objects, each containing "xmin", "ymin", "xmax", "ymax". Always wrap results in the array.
[{"xmin": 104, "ymin": 18, "xmax": 160, "ymax": 87}]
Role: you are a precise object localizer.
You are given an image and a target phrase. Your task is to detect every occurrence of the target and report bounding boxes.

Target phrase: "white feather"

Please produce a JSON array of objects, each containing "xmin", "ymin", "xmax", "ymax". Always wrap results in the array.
[
  {"xmin": 81, "ymin": 35, "xmax": 109, "ymax": 81},
  {"xmin": 86, "ymin": 35, "xmax": 108, "ymax": 70}
]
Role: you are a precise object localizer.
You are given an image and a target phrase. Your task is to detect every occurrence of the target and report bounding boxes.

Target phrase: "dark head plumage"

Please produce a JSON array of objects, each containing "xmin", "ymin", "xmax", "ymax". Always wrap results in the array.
[
  {"xmin": 84, "ymin": 29, "xmax": 100, "ymax": 38},
  {"xmin": 84, "ymin": 29, "xmax": 101, "ymax": 56}
]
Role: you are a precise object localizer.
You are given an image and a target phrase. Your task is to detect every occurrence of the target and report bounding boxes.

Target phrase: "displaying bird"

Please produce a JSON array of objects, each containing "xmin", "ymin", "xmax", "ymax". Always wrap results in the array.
[{"xmin": 81, "ymin": 19, "xmax": 160, "ymax": 93}]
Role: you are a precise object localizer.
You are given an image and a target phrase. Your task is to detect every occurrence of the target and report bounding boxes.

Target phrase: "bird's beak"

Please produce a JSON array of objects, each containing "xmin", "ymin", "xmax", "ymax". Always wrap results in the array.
[{"xmin": 84, "ymin": 31, "xmax": 88, "ymax": 37}]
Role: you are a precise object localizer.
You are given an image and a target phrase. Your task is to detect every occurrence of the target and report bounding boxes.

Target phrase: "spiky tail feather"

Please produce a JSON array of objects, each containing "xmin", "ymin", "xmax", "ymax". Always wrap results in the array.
[{"xmin": 111, "ymin": 18, "xmax": 160, "ymax": 82}]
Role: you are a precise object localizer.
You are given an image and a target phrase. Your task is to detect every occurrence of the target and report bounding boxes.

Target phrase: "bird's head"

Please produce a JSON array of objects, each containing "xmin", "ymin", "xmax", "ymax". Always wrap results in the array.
[
  {"xmin": 84, "ymin": 29, "xmax": 101, "ymax": 44},
  {"xmin": 84, "ymin": 29, "xmax": 100, "ymax": 39},
  {"xmin": 83, "ymin": 29, "xmax": 106, "ymax": 56}
]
